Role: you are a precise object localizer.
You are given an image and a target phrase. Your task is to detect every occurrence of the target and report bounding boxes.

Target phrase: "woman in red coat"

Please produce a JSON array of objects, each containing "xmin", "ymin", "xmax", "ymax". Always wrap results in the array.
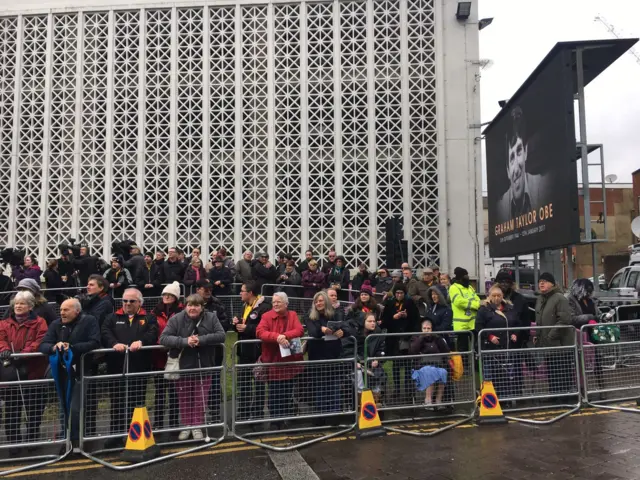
[
  {"xmin": 151, "ymin": 282, "xmax": 183, "ymax": 433},
  {"xmin": 0, "ymin": 291, "xmax": 48, "ymax": 444},
  {"xmin": 256, "ymin": 292, "xmax": 304, "ymax": 424}
]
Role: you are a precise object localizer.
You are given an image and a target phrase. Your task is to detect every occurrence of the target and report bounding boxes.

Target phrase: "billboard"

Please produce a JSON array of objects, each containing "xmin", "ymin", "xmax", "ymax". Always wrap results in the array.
[{"xmin": 485, "ymin": 49, "xmax": 579, "ymax": 257}]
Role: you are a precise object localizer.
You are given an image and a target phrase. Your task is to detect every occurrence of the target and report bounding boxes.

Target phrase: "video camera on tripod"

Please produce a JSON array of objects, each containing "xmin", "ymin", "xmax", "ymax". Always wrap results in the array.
[
  {"xmin": 0, "ymin": 247, "xmax": 26, "ymax": 267},
  {"xmin": 58, "ymin": 238, "xmax": 83, "ymax": 258}
]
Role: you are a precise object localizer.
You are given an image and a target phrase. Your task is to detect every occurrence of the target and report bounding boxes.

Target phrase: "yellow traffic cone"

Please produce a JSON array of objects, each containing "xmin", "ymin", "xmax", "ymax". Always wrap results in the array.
[
  {"xmin": 121, "ymin": 406, "xmax": 161, "ymax": 463},
  {"xmin": 477, "ymin": 381, "xmax": 507, "ymax": 425}
]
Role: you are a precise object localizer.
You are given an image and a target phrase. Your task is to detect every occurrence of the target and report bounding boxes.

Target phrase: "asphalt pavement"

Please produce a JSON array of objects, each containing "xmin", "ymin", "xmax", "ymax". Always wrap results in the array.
[{"xmin": 7, "ymin": 406, "xmax": 640, "ymax": 479}]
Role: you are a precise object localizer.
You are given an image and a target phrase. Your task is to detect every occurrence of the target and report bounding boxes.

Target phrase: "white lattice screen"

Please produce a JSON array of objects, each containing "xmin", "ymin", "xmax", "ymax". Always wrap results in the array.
[{"xmin": 0, "ymin": 0, "xmax": 438, "ymax": 268}]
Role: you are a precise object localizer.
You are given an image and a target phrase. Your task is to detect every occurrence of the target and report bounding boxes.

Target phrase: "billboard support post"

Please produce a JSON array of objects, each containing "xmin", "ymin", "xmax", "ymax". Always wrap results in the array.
[
  {"xmin": 514, "ymin": 255, "xmax": 520, "ymax": 287},
  {"xmin": 533, "ymin": 252, "xmax": 539, "ymax": 286},
  {"xmin": 576, "ymin": 47, "xmax": 601, "ymax": 290}
]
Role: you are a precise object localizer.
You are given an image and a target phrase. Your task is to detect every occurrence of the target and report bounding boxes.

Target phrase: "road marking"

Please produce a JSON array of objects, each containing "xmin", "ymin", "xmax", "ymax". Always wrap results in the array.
[
  {"xmin": 268, "ymin": 450, "xmax": 320, "ymax": 480},
  {"xmin": 4, "ymin": 404, "xmax": 636, "ymax": 477}
]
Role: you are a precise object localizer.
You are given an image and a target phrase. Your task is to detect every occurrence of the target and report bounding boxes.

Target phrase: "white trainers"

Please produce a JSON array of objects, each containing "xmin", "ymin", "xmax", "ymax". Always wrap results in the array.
[
  {"xmin": 192, "ymin": 429, "xmax": 204, "ymax": 440},
  {"xmin": 178, "ymin": 430, "xmax": 191, "ymax": 441}
]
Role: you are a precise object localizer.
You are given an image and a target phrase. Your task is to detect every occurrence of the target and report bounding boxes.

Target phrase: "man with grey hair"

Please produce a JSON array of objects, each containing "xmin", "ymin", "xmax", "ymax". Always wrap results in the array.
[
  {"xmin": 100, "ymin": 288, "xmax": 158, "ymax": 447},
  {"xmin": 40, "ymin": 298, "xmax": 101, "ymax": 443},
  {"xmin": 235, "ymin": 250, "xmax": 254, "ymax": 284}
]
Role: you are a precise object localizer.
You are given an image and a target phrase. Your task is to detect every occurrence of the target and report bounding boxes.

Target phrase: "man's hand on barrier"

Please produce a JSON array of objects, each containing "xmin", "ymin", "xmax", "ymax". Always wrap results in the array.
[
  {"xmin": 129, "ymin": 340, "xmax": 142, "ymax": 352},
  {"xmin": 334, "ymin": 329, "xmax": 344, "ymax": 339},
  {"xmin": 277, "ymin": 334, "xmax": 289, "ymax": 347},
  {"xmin": 113, "ymin": 343, "xmax": 127, "ymax": 353},
  {"xmin": 188, "ymin": 335, "xmax": 199, "ymax": 347},
  {"xmin": 0, "ymin": 350, "xmax": 11, "ymax": 360},
  {"xmin": 490, "ymin": 336, "xmax": 500, "ymax": 346},
  {"xmin": 145, "ymin": 284, "xmax": 153, "ymax": 289},
  {"xmin": 510, "ymin": 334, "xmax": 517, "ymax": 343}
]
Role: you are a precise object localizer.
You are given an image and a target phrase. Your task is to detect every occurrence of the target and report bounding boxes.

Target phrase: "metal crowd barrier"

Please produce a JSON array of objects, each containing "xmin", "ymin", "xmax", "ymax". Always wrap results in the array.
[
  {"xmin": 78, "ymin": 345, "xmax": 226, "ymax": 471},
  {"xmin": 0, "ymin": 352, "xmax": 72, "ymax": 476},
  {"xmin": 478, "ymin": 325, "xmax": 581, "ymax": 425},
  {"xmin": 580, "ymin": 319, "xmax": 640, "ymax": 413},
  {"xmin": 363, "ymin": 331, "xmax": 476, "ymax": 436},
  {"xmin": 231, "ymin": 338, "xmax": 358, "ymax": 451}
]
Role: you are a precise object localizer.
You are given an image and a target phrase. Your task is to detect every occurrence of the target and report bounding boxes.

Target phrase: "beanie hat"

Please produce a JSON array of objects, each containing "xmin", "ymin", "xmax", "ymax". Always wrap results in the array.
[
  {"xmin": 539, "ymin": 272, "xmax": 556, "ymax": 285},
  {"xmin": 17, "ymin": 278, "xmax": 40, "ymax": 295},
  {"xmin": 391, "ymin": 269, "xmax": 402, "ymax": 278},
  {"xmin": 495, "ymin": 270, "xmax": 514, "ymax": 283},
  {"xmin": 454, "ymin": 267, "xmax": 468, "ymax": 279},
  {"xmin": 360, "ymin": 281, "xmax": 373, "ymax": 296},
  {"xmin": 162, "ymin": 281, "xmax": 181, "ymax": 299}
]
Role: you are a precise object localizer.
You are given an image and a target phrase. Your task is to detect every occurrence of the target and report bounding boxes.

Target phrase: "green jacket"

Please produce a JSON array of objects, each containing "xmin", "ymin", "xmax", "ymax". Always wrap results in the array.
[
  {"xmin": 406, "ymin": 278, "xmax": 431, "ymax": 304},
  {"xmin": 535, "ymin": 287, "xmax": 574, "ymax": 347},
  {"xmin": 449, "ymin": 283, "xmax": 481, "ymax": 322}
]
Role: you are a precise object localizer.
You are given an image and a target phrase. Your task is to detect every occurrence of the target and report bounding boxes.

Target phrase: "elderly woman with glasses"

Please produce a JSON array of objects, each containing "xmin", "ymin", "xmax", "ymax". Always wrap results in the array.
[
  {"xmin": 160, "ymin": 294, "xmax": 226, "ymax": 441},
  {"xmin": 256, "ymin": 292, "xmax": 304, "ymax": 427}
]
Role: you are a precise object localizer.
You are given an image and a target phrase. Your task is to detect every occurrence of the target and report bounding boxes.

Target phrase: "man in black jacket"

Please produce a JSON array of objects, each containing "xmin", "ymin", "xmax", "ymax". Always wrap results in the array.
[
  {"xmin": 136, "ymin": 252, "xmax": 163, "ymax": 297},
  {"xmin": 251, "ymin": 252, "xmax": 278, "ymax": 294},
  {"xmin": 232, "ymin": 281, "xmax": 271, "ymax": 420},
  {"xmin": 124, "ymin": 245, "xmax": 146, "ymax": 280},
  {"xmin": 40, "ymin": 299, "xmax": 101, "ymax": 442},
  {"xmin": 101, "ymin": 288, "xmax": 158, "ymax": 447},
  {"xmin": 162, "ymin": 247, "xmax": 185, "ymax": 284},
  {"xmin": 79, "ymin": 274, "xmax": 114, "ymax": 328},
  {"xmin": 72, "ymin": 245, "xmax": 101, "ymax": 286},
  {"xmin": 296, "ymin": 250, "xmax": 314, "ymax": 275}
]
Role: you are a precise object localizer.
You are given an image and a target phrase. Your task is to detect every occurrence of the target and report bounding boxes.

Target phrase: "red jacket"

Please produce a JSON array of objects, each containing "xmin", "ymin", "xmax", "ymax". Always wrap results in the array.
[
  {"xmin": 256, "ymin": 309, "xmax": 304, "ymax": 381},
  {"xmin": 0, "ymin": 314, "xmax": 48, "ymax": 379}
]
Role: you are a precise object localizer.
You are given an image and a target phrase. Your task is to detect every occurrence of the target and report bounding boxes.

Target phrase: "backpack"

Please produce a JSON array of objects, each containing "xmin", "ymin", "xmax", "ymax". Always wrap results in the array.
[{"xmin": 449, "ymin": 354, "xmax": 464, "ymax": 381}]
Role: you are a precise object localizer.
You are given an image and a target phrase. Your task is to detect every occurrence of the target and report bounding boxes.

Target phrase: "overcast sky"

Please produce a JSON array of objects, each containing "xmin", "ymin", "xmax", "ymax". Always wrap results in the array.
[{"xmin": 479, "ymin": 0, "xmax": 640, "ymax": 189}]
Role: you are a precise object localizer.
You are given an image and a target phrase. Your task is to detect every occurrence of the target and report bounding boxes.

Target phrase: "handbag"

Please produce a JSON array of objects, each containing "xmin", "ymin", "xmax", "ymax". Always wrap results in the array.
[
  {"xmin": 591, "ymin": 324, "xmax": 620, "ymax": 344},
  {"xmin": 253, "ymin": 356, "xmax": 268, "ymax": 382},
  {"xmin": 164, "ymin": 317, "xmax": 203, "ymax": 380}
]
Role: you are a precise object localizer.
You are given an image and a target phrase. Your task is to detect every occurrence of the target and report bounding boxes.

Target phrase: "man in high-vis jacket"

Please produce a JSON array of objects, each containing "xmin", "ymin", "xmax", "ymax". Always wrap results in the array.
[{"xmin": 449, "ymin": 267, "xmax": 481, "ymax": 356}]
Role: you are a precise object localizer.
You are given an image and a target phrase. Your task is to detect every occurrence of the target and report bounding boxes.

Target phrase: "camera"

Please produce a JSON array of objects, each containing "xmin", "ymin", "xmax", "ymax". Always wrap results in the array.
[
  {"xmin": 58, "ymin": 238, "xmax": 83, "ymax": 257},
  {"xmin": 0, "ymin": 247, "xmax": 26, "ymax": 267},
  {"xmin": 111, "ymin": 239, "xmax": 136, "ymax": 261}
]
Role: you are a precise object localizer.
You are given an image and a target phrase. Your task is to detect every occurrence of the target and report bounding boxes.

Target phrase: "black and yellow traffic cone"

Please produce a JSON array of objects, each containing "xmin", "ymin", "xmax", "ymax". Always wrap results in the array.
[
  {"xmin": 356, "ymin": 389, "xmax": 386, "ymax": 439},
  {"xmin": 477, "ymin": 381, "xmax": 507, "ymax": 425},
  {"xmin": 121, "ymin": 406, "xmax": 161, "ymax": 463}
]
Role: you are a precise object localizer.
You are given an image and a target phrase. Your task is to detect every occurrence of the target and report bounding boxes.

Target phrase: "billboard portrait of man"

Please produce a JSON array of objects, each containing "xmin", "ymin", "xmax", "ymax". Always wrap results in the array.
[{"xmin": 495, "ymin": 106, "xmax": 546, "ymax": 224}]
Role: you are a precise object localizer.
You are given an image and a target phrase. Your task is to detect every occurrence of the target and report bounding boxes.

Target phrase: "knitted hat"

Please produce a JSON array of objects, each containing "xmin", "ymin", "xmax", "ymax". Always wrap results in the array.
[
  {"xmin": 391, "ymin": 269, "xmax": 402, "ymax": 278},
  {"xmin": 17, "ymin": 278, "xmax": 40, "ymax": 295},
  {"xmin": 539, "ymin": 272, "xmax": 556, "ymax": 285},
  {"xmin": 495, "ymin": 270, "xmax": 514, "ymax": 283},
  {"xmin": 162, "ymin": 281, "xmax": 181, "ymax": 299},
  {"xmin": 453, "ymin": 267, "xmax": 468, "ymax": 279},
  {"xmin": 360, "ymin": 281, "xmax": 373, "ymax": 296}
]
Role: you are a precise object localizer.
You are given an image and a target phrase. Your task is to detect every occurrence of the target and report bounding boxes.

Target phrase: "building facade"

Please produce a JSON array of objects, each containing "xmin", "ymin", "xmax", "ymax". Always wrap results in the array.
[{"xmin": 0, "ymin": 0, "xmax": 482, "ymax": 277}]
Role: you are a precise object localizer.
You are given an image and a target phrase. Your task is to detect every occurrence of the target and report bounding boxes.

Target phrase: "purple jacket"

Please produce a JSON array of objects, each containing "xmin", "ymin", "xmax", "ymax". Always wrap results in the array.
[
  {"xmin": 12, "ymin": 265, "xmax": 42, "ymax": 285},
  {"xmin": 301, "ymin": 270, "xmax": 326, "ymax": 298}
]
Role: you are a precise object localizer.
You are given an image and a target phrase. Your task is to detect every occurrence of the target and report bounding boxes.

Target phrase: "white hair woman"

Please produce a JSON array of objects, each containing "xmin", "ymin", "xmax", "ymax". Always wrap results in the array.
[
  {"xmin": 256, "ymin": 291, "xmax": 304, "ymax": 427},
  {"xmin": 0, "ymin": 291, "xmax": 48, "ymax": 444}
]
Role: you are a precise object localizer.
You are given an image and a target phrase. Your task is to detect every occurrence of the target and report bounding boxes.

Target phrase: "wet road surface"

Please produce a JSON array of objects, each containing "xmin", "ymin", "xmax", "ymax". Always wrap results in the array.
[{"xmin": 8, "ymin": 406, "xmax": 640, "ymax": 479}]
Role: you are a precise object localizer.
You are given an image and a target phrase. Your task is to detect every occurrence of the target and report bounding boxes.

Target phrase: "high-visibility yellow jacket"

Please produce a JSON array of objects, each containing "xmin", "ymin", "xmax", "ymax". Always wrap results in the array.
[{"xmin": 449, "ymin": 283, "xmax": 481, "ymax": 322}]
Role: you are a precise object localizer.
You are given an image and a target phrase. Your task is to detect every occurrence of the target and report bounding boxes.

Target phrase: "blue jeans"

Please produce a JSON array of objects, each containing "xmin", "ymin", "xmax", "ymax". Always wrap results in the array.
[{"xmin": 268, "ymin": 380, "xmax": 294, "ymax": 419}]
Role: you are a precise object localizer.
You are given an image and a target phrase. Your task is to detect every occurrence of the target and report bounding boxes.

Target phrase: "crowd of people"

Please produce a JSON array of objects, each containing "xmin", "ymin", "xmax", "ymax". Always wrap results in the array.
[{"xmin": 0, "ymin": 242, "xmax": 610, "ymax": 451}]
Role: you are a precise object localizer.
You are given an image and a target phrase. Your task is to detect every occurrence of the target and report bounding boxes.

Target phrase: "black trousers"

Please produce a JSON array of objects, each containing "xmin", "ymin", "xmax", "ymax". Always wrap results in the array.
[
  {"xmin": 3, "ymin": 384, "xmax": 46, "ymax": 444},
  {"xmin": 109, "ymin": 377, "xmax": 147, "ymax": 435},
  {"xmin": 236, "ymin": 358, "xmax": 266, "ymax": 420}
]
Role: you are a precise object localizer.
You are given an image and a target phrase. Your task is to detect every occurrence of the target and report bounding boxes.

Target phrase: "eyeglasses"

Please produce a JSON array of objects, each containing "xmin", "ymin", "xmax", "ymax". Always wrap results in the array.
[{"xmin": 121, "ymin": 299, "xmax": 139, "ymax": 303}]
